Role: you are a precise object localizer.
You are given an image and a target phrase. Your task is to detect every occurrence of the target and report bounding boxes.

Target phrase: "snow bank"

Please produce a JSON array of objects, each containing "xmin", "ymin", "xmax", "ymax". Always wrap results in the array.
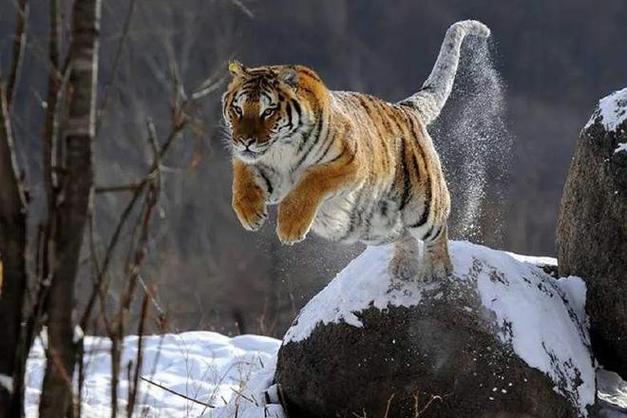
[
  {"xmin": 284, "ymin": 240, "xmax": 595, "ymax": 416},
  {"xmin": 585, "ymin": 87, "xmax": 627, "ymax": 133},
  {"xmin": 25, "ymin": 331, "xmax": 283, "ymax": 417}
]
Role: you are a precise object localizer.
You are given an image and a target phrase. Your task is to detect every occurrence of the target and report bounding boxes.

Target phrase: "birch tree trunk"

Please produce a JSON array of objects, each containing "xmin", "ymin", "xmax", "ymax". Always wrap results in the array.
[{"xmin": 38, "ymin": 0, "xmax": 101, "ymax": 416}]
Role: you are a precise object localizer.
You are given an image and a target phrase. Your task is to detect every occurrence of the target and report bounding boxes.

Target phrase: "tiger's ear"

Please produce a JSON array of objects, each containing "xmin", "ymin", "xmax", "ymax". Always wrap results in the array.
[
  {"xmin": 278, "ymin": 67, "xmax": 299, "ymax": 87},
  {"xmin": 228, "ymin": 60, "xmax": 247, "ymax": 78}
]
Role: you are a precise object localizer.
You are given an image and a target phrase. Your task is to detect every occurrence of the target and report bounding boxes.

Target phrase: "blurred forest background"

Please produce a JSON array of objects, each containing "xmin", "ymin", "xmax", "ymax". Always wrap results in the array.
[{"xmin": 1, "ymin": 0, "xmax": 626, "ymax": 337}]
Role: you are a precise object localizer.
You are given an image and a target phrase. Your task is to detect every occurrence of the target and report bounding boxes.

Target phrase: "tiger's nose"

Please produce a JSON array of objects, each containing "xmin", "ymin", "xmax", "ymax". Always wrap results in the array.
[{"xmin": 238, "ymin": 137, "xmax": 255, "ymax": 148}]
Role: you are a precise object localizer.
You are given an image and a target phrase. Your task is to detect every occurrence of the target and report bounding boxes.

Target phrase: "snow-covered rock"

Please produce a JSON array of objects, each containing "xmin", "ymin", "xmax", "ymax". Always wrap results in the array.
[
  {"xmin": 276, "ymin": 241, "xmax": 596, "ymax": 418},
  {"xmin": 585, "ymin": 87, "xmax": 627, "ymax": 134},
  {"xmin": 558, "ymin": 86, "xmax": 627, "ymax": 380}
]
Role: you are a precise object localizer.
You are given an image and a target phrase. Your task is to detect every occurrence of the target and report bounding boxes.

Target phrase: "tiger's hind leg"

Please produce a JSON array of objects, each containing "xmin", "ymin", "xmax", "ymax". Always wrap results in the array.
[
  {"xmin": 389, "ymin": 230, "xmax": 420, "ymax": 282},
  {"xmin": 422, "ymin": 224, "xmax": 452, "ymax": 282}
]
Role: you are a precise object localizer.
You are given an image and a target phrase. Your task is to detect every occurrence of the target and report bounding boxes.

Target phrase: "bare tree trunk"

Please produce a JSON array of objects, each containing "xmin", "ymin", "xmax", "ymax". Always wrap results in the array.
[
  {"xmin": 0, "ymin": 85, "xmax": 29, "ymax": 418},
  {"xmin": 39, "ymin": 0, "xmax": 101, "ymax": 416},
  {"xmin": 0, "ymin": 0, "xmax": 30, "ymax": 415}
]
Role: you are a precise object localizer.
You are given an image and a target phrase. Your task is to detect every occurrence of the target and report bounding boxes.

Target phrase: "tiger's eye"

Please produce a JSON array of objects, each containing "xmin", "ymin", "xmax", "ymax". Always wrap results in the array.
[{"xmin": 262, "ymin": 108, "xmax": 276, "ymax": 119}]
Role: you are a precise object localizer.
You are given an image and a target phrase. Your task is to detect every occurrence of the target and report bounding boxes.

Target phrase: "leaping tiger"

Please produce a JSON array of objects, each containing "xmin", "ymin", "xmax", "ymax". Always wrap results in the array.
[{"xmin": 221, "ymin": 20, "xmax": 490, "ymax": 282}]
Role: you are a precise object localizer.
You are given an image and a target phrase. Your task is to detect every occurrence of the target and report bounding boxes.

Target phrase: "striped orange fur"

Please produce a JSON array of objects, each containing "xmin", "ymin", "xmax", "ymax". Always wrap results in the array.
[{"xmin": 222, "ymin": 20, "xmax": 490, "ymax": 281}]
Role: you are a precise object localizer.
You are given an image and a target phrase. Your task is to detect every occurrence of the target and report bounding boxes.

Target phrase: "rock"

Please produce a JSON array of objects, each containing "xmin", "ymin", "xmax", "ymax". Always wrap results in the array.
[
  {"xmin": 596, "ymin": 369, "xmax": 627, "ymax": 416},
  {"xmin": 557, "ymin": 87, "xmax": 627, "ymax": 380},
  {"xmin": 275, "ymin": 241, "xmax": 595, "ymax": 418}
]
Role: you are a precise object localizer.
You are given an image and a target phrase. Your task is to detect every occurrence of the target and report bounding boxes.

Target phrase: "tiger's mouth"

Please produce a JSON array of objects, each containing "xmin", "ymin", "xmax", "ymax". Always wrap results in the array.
[
  {"xmin": 235, "ymin": 147, "xmax": 266, "ymax": 162},
  {"xmin": 233, "ymin": 137, "xmax": 278, "ymax": 162}
]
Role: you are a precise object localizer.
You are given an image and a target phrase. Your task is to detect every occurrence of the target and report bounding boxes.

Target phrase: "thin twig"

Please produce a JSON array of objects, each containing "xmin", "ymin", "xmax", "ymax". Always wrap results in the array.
[
  {"xmin": 127, "ymin": 290, "xmax": 149, "ymax": 417},
  {"xmin": 230, "ymin": 387, "xmax": 257, "ymax": 405},
  {"xmin": 414, "ymin": 392, "xmax": 444, "ymax": 417},
  {"xmin": 94, "ymin": 182, "xmax": 146, "ymax": 194},
  {"xmin": 383, "ymin": 393, "xmax": 395, "ymax": 418},
  {"xmin": 139, "ymin": 332, "xmax": 166, "ymax": 409},
  {"xmin": 43, "ymin": 0, "xmax": 61, "ymax": 208},
  {"xmin": 229, "ymin": 0, "xmax": 254, "ymax": 18},
  {"xmin": 96, "ymin": 0, "xmax": 136, "ymax": 132},
  {"xmin": 191, "ymin": 76, "xmax": 226, "ymax": 100},
  {"xmin": 79, "ymin": 181, "xmax": 146, "ymax": 329},
  {"xmin": 139, "ymin": 377, "xmax": 215, "ymax": 408},
  {"xmin": 116, "ymin": 181, "xmax": 158, "ymax": 334},
  {"xmin": 75, "ymin": 333, "xmax": 85, "ymax": 418},
  {"xmin": 7, "ymin": 0, "xmax": 29, "ymax": 107}
]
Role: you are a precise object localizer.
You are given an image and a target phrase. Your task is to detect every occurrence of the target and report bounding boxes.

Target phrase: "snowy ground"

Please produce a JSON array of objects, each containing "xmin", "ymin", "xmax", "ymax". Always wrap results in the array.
[
  {"xmin": 24, "ymin": 241, "xmax": 627, "ymax": 417},
  {"xmin": 25, "ymin": 332, "xmax": 284, "ymax": 417}
]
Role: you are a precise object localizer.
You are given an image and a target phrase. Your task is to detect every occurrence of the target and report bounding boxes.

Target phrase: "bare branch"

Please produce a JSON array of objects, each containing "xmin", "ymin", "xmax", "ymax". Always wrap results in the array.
[
  {"xmin": 94, "ymin": 182, "xmax": 146, "ymax": 194},
  {"xmin": 96, "ymin": 0, "xmax": 136, "ymax": 132},
  {"xmin": 383, "ymin": 393, "xmax": 395, "ymax": 418},
  {"xmin": 191, "ymin": 75, "xmax": 226, "ymax": 100},
  {"xmin": 6, "ymin": 0, "xmax": 29, "ymax": 107},
  {"xmin": 80, "ymin": 182, "xmax": 146, "ymax": 328},
  {"xmin": 126, "ymin": 289, "xmax": 150, "ymax": 417},
  {"xmin": 230, "ymin": 0, "xmax": 254, "ymax": 18},
  {"xmin": 140, "ymin": 377, "xmax": 215, "ymax": 408},
  {"xmin": 110, "ymin": 177, "xmax": 159, "ymax": 418},
  {"xmin": 43, "ymin": 0, "xmax": 62, "ymax": 208}
]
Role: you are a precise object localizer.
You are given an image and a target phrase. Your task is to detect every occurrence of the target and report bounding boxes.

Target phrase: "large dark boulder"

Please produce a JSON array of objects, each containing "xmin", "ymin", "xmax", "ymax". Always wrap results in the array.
[
  {"xmin": 275, "ymin": 241, "xmax": 595, "ymax": 418},
  {"xmin": 557, "ymin": 87, "xmax": 627, "ymax": 380}
]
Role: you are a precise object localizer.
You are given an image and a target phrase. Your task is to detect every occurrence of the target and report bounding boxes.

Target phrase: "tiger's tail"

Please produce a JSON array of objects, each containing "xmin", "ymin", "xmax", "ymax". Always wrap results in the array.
[{"xmin": 400, "ymin": 20, "xmax": 490, "ymax": 125}]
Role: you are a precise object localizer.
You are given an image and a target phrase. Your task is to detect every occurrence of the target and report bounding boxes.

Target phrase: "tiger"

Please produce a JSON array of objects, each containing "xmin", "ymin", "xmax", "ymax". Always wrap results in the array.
[{"xmin": 221, "ymin": 20, "xmax": 490, "ymax": 282}]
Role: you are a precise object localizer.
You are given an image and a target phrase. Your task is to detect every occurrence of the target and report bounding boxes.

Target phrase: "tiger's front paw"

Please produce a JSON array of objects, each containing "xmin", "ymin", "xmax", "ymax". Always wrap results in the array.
[
  {"xmin": 233, "ymin": 196, "xmax": 267, "ymax": 231},
  {"xmin": 276, "ymin": 196, "xmax": 316, "ymax": 245}
]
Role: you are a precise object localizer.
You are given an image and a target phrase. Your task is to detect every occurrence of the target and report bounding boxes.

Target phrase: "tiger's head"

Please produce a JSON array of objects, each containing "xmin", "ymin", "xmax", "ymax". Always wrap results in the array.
[{"xmin": 222, "ymin": 61, "xmax": 327, "ymax": 163}]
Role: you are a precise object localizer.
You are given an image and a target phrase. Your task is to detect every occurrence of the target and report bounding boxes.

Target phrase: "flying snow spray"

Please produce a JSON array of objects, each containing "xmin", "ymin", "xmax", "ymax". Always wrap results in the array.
[{"xmin": 432, "ymin": 36, "xmax": 513, "ymax": 245}]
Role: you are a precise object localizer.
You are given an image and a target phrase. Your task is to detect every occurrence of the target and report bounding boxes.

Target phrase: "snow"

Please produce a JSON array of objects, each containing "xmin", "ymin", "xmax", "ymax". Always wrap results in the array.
[
  {"xmin": 585, "ymin": 87, "xmax": 627, "ymax": 133},
  {"xmin": 0, "ymin": 374, "xmax": 14, "ymax": 394},
  {"xmin": 598, "ymin": 369, "xmax": 627, "ymax": 417},
  {"xmin": 505, "ymin": 251, "xmax": 557, "ymax": 266},
  {"xmin": 25, "ymin": 331, "xmax": 284, "ymax": 417},
  {"xmin": 284, "ymin": 240, "xmax": 595, "ymax": 416},
  {"xmin": 284, "ymin": 242, "xmax": 427, "ymax": 342},
  {"xmin": 74, "ymin": 325, "xmax": 85, "ymax": 344},
  {"xmin": 615, "ymin": 143, "xmax": 627, "ymax": 154},
  {"xmin": 557, "ymin": 276, "xmax": 589, "ymax": 329}
]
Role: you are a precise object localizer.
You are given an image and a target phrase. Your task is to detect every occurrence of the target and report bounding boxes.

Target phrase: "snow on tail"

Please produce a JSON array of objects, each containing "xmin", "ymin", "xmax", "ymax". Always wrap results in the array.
[{"xmin": 400, "ymin": 20, "xmax": 490, "ymax": 125}]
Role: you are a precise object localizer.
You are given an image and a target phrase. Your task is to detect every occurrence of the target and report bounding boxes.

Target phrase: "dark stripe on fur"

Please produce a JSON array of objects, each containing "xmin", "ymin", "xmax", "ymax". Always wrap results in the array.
[{"xmin": 398, "ymin": 139, "xmax": 411, "ymax": 210}]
